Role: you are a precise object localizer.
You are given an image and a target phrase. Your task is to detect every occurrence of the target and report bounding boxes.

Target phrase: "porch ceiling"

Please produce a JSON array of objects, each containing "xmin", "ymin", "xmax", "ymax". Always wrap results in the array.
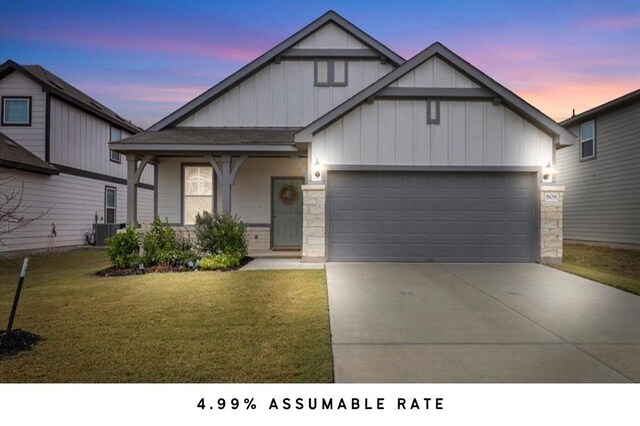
[{"xmin": 110, "ymin": 127, "xmax": 303, "ymax": 153}]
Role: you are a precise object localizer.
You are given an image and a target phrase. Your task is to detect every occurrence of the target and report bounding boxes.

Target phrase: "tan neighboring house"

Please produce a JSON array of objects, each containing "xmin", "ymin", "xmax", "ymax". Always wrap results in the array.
[
  {"xmin": 0, "ymin": 60, "xmax": 154, "ymax": 253},
  {"xmin": 111, "ymin": 11, "xmax": 576, "ymax": 264},
  {"xmin": 557, "ymin": 89, "xmax": 640, "ymax": 248}
]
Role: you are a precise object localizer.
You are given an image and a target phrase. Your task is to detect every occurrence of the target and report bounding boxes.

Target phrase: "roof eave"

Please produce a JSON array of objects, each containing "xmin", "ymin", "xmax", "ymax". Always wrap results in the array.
[{"xmin": 109, "ymin": 143, "xmax": 298, "ymax": 153}]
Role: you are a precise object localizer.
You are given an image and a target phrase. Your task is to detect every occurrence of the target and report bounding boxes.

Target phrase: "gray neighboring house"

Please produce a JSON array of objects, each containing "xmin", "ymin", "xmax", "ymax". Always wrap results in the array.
[
  {"xmin": 112, "ymin": 10, "xmax": 576, "ymax": 264},
  {"xmin": 556, "ymin": 89, "xmax": 640, "ymax": 248},
  {"xmin": 0, "ymin": 60, "xmax": 154, "ymax": 253}
]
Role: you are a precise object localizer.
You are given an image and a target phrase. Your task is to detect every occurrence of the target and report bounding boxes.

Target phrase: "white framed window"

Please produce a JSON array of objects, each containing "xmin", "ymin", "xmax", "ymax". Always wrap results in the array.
[
  {"xmin": 2, "ymin": 96, "xmax": 31, "ymax": 125},
  {"xmin": 579, "ymin": 120, "xmax": 596, "ymax": 161},
  {"xmin": 110, "ymin": 127, "xmax": 122, "ymax": 163},
  {"xmin": 315, "ymin": 60, "xmax": 348, "ymax": 86},
  {"xmin": 183, "ymin": 166, "xmax": 213, "ymax": 225},
  {"xmin": 105, "ymin": 186, "xmax": 117, "ymax": 224}
]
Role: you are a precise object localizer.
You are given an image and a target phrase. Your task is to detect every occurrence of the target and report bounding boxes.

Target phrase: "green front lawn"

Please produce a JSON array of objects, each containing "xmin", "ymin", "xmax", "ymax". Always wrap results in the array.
[
  {"xmin": 0, "ymin": 250, "xmax": 332, "ymax": 382},
  {"xmin": 554, "ymin": 242, "xmax": 640, "ymax": 296}
]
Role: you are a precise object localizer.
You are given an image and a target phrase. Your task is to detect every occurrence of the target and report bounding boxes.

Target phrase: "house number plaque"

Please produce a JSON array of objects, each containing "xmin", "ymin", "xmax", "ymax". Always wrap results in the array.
[{"xmin": 544, "ymin": 193, "xmax": 559, "ymax": 202}]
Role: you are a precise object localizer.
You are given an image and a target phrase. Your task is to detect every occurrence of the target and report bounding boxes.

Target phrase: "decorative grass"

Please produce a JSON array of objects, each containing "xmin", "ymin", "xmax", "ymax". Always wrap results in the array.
[{"xmin": 0, "ymin": 249, "xmax": 332, "ymax": 382}]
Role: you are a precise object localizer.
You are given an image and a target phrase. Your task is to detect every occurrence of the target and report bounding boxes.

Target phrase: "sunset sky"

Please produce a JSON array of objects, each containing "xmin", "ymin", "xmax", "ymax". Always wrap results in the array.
[{"xmin": 1, "ymin": 0, "xmax": 639, "ymax": 129}]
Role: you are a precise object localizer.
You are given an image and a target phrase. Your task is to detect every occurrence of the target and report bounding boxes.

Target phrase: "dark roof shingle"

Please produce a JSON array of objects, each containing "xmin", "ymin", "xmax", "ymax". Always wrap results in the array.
[
  {"xmin": 111, "ymin": 127, "xmax": 302, "ymax": 146},
  {"xmin": 0, "ymin": 131, "xmax": 58, "ymax": 175}
]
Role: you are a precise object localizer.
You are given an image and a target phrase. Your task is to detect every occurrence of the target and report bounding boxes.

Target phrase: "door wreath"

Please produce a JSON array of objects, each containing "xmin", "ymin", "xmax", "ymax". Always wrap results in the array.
[{"xmin": 279, "ymin": 184, "xmax": 299, "ymax": 205}]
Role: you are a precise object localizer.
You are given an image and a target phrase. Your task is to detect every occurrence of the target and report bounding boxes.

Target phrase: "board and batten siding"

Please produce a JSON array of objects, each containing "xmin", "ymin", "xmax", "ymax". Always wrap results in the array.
[
  {"xmin": 177, "ymin": 60, "xmax": 394, "ymax": 128},
  {"xmin": 388, "ymin": 56, "xmax": 481, "ymax": 89},
  {"xmin": 556, "ymin": 101, "xmax": 640, "ymax": 245},
  {"xmin": 0, "ymin": 169, "xmax": 154, "ymax": 253},
  {"xmin": 49, "ymin": 97, "xmax": 153, "ymax": 185},
  {"xmin": 312, "ymin": 99, "xmax": 553, "ymax": 166},
  {"xmin": 0, "ymin": 70, "xmax": 47, "ymax": 159},
  {"xmin": 311, "ymin": 56, "xmax": 554, "ymax": 167},
  {"xmin": 291, "ymin": 22, "xmax": 369, "ymax": 49},
  {"xmin": 156, "ymin": 157, "xmax": 304, "ymax": 225}
]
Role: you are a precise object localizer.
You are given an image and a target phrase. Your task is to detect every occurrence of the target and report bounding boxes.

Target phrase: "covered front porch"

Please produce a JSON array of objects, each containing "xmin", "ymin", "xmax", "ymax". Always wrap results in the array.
[{"xmin": 111, "ymin": 127, "xmax": 316, "ymax": 255}]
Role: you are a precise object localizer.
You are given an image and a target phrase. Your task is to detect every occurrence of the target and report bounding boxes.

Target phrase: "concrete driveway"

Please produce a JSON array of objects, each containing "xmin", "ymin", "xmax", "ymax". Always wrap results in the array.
[{"xmin": 326, "ymin": 263, "xmax": 640, "ymax": 382}]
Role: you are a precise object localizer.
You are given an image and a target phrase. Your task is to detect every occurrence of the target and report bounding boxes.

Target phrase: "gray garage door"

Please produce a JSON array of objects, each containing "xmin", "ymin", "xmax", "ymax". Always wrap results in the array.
[{"xmin": 327, "ymin": 171, "xmax": 537, "ymax": 262}]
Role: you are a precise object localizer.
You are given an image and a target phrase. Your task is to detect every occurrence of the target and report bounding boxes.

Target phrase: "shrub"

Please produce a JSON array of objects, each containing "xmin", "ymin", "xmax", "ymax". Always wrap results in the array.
[
  {"xmin": 141, "ymin": 217, "xmax": 199, "ymax": 267},
  {"xmin": 106, "ymin": 226, "xmax": 140, "ymax": 269},
  {"xmin": 194, "ymin": 212, "xmax": 248, "ymax": 257},
  {"xmin": 198, "ymin": 252, "xmax": 243, "ymax": 271},
  {"xmin": 142, "ymin": 216, "xmax": 178, "ymax": 266}
]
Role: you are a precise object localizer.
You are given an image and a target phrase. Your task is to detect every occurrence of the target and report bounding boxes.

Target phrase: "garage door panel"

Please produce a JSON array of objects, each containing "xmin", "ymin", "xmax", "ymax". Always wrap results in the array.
[{"xmin": 327, "ymin": 171, "xmax": 536, "ymax": 262}]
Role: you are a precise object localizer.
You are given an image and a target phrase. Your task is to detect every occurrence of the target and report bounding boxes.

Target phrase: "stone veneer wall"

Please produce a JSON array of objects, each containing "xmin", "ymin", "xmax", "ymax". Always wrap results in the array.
[
  {"xmin": 246, "ymin": 225, "xmax": 271, "ymax": 253},
  {"xmin": 540, "ymin": 185, "xmax": 565, "ymax": 264},
  {"xmin": 301, "ymin": 184, "xmax": 326, "ymax": 262}
]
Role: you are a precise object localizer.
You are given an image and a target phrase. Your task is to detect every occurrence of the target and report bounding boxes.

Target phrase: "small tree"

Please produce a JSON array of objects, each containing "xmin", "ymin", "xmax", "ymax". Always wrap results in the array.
[{"xmin": 0, "ymin": 170, "xmax": 51, "ymax": 246}]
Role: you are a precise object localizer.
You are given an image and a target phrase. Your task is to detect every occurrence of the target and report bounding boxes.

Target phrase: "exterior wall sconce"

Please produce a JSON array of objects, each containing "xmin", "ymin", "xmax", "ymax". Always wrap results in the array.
[
  {"xmin": 543, "ymin": 161, "xmax": 555, "ymax": 183},
  {"xmin": 312, "ymin": 158, "xmax": 323, "ymax": 182}
]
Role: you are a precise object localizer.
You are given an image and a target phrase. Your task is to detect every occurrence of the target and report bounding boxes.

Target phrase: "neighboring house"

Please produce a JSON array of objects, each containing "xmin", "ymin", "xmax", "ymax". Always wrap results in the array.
[
  {"xmin": 556, "ymin": 89, "xmax": 640, "ymax": 248},
  {"xmin": 111, "ymin": 10, "xmax": 575, "ymax": 264},
  {"xmin": 0, "ymin": 60, "xmax": 154, "ymax": 253}
]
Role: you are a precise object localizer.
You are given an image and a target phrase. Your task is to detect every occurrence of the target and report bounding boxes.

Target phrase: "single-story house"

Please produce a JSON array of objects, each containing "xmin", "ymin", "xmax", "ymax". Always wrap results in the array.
[
  {"xmin": 556, "ymin": 89, "xmax": 640, "ymax": 248},
  {"xmin": 0, "ymin": 60, "xmax": 154, "ymax": 253},
  {"xmin": 111, "ymin": 10, "xmax": 576, "ymax": 264}
]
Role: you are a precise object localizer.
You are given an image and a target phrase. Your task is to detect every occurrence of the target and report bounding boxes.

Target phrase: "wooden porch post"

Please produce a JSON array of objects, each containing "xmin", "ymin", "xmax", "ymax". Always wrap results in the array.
[
  {"xmin": 205, "ymin": 154, "xmax": 248, "ymax": 215},
  {"xmin": 126, "ymin": 154, "xmax": 138, "ymax": 226},
  {"xmin": 126, "ymin": 153, "xmax": 154, "ymax": 226}
]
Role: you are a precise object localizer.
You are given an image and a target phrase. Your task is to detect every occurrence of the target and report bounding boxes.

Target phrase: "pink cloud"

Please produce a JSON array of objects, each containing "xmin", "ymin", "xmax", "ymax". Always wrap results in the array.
[
  {"xmin": 583, "ymin": 14, "xmax": 640, "ymax": 30},
  {"xmin": 1, "ymin": 27, "xmax": 268, "ymax": 62},
  {"xmin": 80, "ymin": 83, "xmax": 207, "ymax": 103}
]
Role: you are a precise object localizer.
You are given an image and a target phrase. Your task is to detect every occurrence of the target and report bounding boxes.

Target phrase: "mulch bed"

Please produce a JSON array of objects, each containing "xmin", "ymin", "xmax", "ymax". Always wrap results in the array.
[
  {"xmin": 0, "ymin": 329, "xmax": 44, "ymax": 358},
  {"xmin": 95, "ymin": 257, "xmax": 253, "ymax": 277}
]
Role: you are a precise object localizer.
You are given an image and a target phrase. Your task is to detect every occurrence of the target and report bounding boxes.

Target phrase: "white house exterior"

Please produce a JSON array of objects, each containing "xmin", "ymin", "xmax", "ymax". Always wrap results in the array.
[
  {"xmin": 111, "ymin": 11, "xmax": 575, "ymax": 264},
  {"xmin": 0, "ymin": 61, "xmax": 154, "ymax": 253}
]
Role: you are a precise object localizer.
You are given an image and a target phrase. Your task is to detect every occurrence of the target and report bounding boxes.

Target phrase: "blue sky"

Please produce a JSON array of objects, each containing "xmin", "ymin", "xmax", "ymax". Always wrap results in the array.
[{"xmin": 1, "ymin": 0, "xmax": 638, "ymax": 128}]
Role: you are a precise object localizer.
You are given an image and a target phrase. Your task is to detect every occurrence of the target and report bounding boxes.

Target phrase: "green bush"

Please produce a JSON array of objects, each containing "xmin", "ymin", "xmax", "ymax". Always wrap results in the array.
[
  {"xmin": 198, "ymin": 252, "xmax": 243, "ymax": 271},
  {"xmin": 106, "ymin": 226, "xmax": 140, "ymax": 269},
  {"xmin": 194, "ymin": 212, "xmax": 247, "ymax": 257},
  {"xmin": 141, "ymin": 217, "xmax": 199, "ymax": 267},
  {"xmin": 174, "ymin": 230, "xmax": 198, "ymax": 265},
  {"xmin": 142, "ymin": 216, "xmax": 178, "ymax": 266}
]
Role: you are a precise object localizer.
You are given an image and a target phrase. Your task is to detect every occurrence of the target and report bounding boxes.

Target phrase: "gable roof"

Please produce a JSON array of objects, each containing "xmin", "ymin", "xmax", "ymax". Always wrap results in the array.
[
  {"xmin": 0, "ymin": 60, "xmax": 142, "ymax": 134},
  {"xmin": 0, "ymin": 131, "xmax": 59, "ymax": 175},
  {"xmin": 148, "ymin": 10, "xmax": 405, "ymax": 131},
  {"xmin": 295, "ymin": 42, "xmax": 577, "ymax": 147},
  {"xmin": 561, "ymin": 88, "xmax": 640, "ymax": 127}
]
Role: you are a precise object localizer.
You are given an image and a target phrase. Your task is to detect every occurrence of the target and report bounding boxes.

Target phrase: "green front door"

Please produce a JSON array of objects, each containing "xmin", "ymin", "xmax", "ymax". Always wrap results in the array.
[{"xmin": 272, "ymin": 177, "xmax": 304, "ymax": 249}]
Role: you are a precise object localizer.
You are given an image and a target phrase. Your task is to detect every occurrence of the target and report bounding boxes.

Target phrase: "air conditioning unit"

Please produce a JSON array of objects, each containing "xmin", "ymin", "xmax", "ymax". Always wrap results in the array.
[{"xmin": 93, "ymin": 224, "xmax": 119, "ymax": 246}]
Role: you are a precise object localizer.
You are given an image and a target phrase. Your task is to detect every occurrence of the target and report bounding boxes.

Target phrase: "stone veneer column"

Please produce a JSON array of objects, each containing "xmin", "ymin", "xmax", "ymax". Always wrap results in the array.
[
  {"xmin": 301, "ymin": 184, "xmax": 326, "ymax": 262},
  {"xmin": 540, "ymin": 185, "xmax": 565, "ymax": 265}
]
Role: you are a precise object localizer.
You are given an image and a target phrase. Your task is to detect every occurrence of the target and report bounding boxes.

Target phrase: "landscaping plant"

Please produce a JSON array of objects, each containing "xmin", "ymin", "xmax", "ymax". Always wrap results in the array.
[
  {"xmin": 142, "ymin": 216, "xmax": 181, "ymax": 266},
  {"xmin": 194, "ymin": 212, "xmax": 248, "ymax": 258},
  {"xmin": 105, "ymin": 226, "xmax": 140, "ymax": 269},
  {"xmin": 198, "ymin": 252, "xmax": 243, "ymax": 271}
]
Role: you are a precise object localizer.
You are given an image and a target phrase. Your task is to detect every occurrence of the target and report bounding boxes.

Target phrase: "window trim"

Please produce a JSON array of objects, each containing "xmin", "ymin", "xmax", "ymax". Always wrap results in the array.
[
  {"xmin": 1, "ymin": 96, "xmax": 32, "ymax": 126},
  {"xmin": 314, "ymin": 59, "xmax": 348, "ymax": 87},
  {"xmin": 109, "ymin": 127, "xmax": 122, "ymax": 163},
  {"xmin": 426, "ymin": 99, "xmax": 441, "ymax": 124},
  {"xmin": 104, "ymin": 186, "xmax": 117, "ymax": 224},
  {"xmin": 579, "ymin": 119, "xmax": 596, "ymax": 162},
  {"xmin": 181, "ymin": 163, "xmax": 216, "ymax": 226}
]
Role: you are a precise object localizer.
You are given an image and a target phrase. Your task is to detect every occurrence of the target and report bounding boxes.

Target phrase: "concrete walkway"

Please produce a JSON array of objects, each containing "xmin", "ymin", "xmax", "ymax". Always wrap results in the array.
[
  {"xmin": 326, "ymin": 263, "xmax": 640, "ymax": 383},
  {"xmin": 240, "ymin": 258, "xmax": 324, "ymax": 271}
]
